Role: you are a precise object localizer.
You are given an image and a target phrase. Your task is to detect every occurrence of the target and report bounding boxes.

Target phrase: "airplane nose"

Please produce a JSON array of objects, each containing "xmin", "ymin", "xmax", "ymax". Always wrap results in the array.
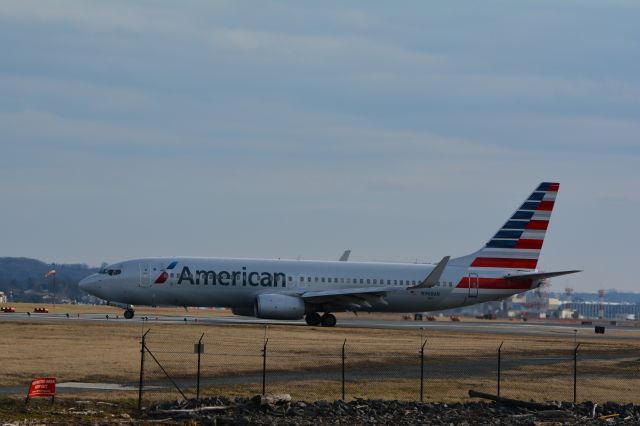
[{"xmin": 79, "ymin": 275, "xmax": 97, "ymax": 293}]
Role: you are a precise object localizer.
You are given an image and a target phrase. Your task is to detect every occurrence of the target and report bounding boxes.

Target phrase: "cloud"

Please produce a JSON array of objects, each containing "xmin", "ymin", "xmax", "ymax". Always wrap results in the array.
[
  {"xmin": 0, "ymin": 1, "xmax": 175, "ymax": 33},
  {"xmin": 0, "ymin": 74, "xmax": 153, "ymax": 111}
]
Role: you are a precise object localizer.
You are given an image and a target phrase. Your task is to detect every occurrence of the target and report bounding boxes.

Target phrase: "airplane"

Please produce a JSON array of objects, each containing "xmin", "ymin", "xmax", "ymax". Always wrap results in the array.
[{"xmin": 79, "ymin": 182, "xmax": 580, "ymax": 327}]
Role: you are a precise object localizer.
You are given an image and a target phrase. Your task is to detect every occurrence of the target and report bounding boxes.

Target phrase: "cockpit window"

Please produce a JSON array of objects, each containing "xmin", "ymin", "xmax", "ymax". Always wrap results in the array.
[{"xmin": 99, "ymin": 268, "xmax": 121, "ymax": 276}]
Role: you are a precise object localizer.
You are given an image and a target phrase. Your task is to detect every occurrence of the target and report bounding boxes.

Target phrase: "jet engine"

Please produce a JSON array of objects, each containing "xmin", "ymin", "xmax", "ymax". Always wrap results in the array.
[{"xmin": 255, "ymin": 294, "xmax": 306, "ymax": 320}]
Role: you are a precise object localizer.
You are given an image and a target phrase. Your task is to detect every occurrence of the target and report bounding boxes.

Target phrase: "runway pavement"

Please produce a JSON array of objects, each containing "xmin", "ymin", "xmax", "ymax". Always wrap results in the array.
[{"xmin": 1, "ymin": 310, "xmax": 639, "ymax": 339}]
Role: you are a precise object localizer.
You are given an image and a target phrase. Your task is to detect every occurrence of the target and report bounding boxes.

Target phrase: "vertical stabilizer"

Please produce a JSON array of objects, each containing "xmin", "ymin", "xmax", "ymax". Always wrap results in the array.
[{"xmin": 451, "ymin": 182, "xmax": 560, "ymax": 269}]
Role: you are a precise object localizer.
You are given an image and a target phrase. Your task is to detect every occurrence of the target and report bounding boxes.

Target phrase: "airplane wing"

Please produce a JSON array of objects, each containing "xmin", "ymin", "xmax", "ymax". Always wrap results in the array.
[
  {"xmin": 338, "ymin": 250, "xmax": 351, "ymax": 261},
  {"xmin": 301, "ymin": 257, "xmax": 453, "ymax": 308},
  {"xmin": 301, "ymin": 286, "xmax": 404, "ymax": 308},
  {"xmin": 503, "ymin": 270, "xmax": 581, "ymax": 281}
]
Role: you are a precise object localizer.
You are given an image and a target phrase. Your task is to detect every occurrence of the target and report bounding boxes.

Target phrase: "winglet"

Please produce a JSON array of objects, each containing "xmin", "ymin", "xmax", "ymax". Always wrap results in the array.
[
  {"xmin": 410, "ymin": 256, "xmax": 450, "ymax": 289},
  {"xmin": 339, "ymin": 250, "xmax": 351, "ymax": 262}
]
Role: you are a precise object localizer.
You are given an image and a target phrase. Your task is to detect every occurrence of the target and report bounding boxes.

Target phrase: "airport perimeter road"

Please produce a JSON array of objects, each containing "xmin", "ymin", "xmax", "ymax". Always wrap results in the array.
[{"xmin": 1, "ymin": 311, "xmax": 639, "ymax": 339}]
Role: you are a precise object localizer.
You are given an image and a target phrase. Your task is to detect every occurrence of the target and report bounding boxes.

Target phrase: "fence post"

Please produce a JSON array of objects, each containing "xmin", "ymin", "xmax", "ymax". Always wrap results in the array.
[
  {"xmin": 420, "ymin": 338, "xmax": 427, "ymax": 402},
  {"xmin": 573, "ymin": 343, "xmax": 580, "ymax": 403},
  {"xmin": 262, "ymin": 338, "xmax": 269, "ymax": 396},
  {"xmin": 497, "ymin": 341, "xmax": 504, "ymax": 398},
  {"xmin": 138, "ymin": 329, "xmax": 150, "ymax": 410},
  {"xmin": 196, "ymin": 333, "xmax": 204, "ymax": 402},
  {"xmin": 342, "ymin": 339, "xmax": 347, "ymax": 400}
]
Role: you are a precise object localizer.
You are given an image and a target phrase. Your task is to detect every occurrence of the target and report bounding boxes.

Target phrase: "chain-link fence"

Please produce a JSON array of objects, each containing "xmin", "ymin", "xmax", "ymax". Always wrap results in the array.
[
  {"xmin": 1, "ymin": 320, "xmax": 636, "ymax": 407},
  {"xmin": 137, "ymin": 328, "xmax": 640, "ymax": 408}
]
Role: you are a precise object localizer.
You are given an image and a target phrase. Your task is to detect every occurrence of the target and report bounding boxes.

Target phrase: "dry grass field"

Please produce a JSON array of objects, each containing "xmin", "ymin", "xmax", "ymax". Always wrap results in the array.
[{"xmin": 1, "ymin": 315, "xmax": 639, "ymax": 404}]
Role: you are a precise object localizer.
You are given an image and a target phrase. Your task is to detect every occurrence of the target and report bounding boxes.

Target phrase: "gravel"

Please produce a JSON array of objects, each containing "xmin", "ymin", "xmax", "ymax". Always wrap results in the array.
[{"xmin": 144, "ymin": 395, "xmax": 640, "ymax": 425}]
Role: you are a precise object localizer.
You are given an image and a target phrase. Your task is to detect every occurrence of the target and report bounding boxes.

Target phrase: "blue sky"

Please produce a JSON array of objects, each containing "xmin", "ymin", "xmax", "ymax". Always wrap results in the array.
[{"xmin": 1, "ymin": 1, "xmax": 639, "ymax": 292}]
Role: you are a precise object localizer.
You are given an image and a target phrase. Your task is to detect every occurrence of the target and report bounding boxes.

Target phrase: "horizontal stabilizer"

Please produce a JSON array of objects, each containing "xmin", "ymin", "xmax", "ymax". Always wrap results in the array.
[
  {"xmin": 410, "ymin": 256, "xmax": 450, "ymax": 289},
  {"xmin": 504, "ymin": 270, "xmax": 581, "ymax": 281}
]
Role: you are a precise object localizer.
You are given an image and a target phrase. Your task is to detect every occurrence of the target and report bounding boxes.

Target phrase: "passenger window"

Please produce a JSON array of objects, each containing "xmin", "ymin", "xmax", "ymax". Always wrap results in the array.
[
  {"xmin": 394, "ymin": 280, "xmax": 397, "ymax": 285},
  {"xmin": 373, "ymin": 279, "xmax": 377, "ymax": 284},
  {"xmin": 367, "ymin": 279, "xmax": 371, "ymax": 284},
  {"xmin": 346, "ymin": 278, "xmax": 351, "ymax": 284},
  {"xmin": 340, "ymin": 278, "xmax": 344, "ymax": 283},
  {"xmin": 400, "ymin": 280, "xmax": 403, "ymax": 285},
  {"xmin": 360, "ymin": 279, "xmax": 364, "ymax": 284},
  {"xmin": 321, "ymin": 277, "xmax": 325, "ymax": 283},
  {"xmin": 288, "ymin": 276, "xmax": 292, "ymax": 282}
]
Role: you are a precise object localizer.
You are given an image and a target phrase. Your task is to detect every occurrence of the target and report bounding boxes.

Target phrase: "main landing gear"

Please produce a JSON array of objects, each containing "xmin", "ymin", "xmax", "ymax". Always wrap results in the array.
[
  {"xmin": 305, "ymin": 312, "xmax": 337, "ymax": 327},
  {"xmin": 123, "ymin": 306, "xmax": 135, "ymax": 319}
]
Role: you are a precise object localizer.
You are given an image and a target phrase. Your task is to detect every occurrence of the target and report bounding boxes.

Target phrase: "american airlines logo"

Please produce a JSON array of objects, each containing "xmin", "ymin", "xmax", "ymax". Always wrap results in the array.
[
  {"xmin": 154, "ymin": 261, "xmax": 178, "ymax": 284},
  {"xmin": 177, "ymin": 266, "xmax": 287, "ymax": 288}
]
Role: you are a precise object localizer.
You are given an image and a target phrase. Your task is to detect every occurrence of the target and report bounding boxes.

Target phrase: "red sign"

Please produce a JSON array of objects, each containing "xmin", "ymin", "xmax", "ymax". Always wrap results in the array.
[{"xmin": 27, "ymin": 378, "xmax": 56, "ymax": 398}]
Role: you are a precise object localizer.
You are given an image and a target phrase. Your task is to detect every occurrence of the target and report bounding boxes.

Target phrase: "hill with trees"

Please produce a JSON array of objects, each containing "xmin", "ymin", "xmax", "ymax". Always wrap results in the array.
[{"xmin": 0, "ymin": 257, "xmax": 97, "ymax": 303}]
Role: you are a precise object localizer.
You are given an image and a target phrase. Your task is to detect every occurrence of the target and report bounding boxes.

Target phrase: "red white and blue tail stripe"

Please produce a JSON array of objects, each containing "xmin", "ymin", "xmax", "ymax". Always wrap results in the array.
[{"xmin": 458, "ymin": 182, "xmax": 559, "ymax": 270}]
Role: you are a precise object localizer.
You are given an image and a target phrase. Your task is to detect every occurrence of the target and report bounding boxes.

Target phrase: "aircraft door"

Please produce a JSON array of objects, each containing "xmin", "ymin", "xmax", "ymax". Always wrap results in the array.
[
  {"xmin": 294, "ymin": 273, "xmax": 304, "ymax": 290},
  {"xmin": 139, "ymin": 263, "xmax": 152, "ymax": 287},
  {"xmin": 468, "ymin": 273, "xmax": 479, "ymax": 298}
]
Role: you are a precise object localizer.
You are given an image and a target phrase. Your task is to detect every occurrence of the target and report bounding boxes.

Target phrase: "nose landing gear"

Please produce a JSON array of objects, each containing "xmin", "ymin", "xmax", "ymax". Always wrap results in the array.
[{"xmin": 123, "ymin": 307, "xmax": 135, "ymax": 319}]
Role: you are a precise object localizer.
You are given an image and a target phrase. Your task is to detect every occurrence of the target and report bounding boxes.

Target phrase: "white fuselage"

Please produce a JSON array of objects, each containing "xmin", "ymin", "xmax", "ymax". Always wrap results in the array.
[{"xmin": 79, "ymin": 256, "xmax": 537, "ymax": 313}]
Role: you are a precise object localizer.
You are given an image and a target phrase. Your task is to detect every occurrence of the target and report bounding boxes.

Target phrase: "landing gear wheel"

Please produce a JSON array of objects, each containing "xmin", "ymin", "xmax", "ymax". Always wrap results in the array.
[
  {"xmin": 124, "ymin": 309, "xmax": 135, "ymax": 319},
  {"xmin": 321, "ymin": 313, "xmax": 337, "ymax": 327},
  {"xmin": 305, "ymin": 312, "xmax": 321, "ymax": 326}
]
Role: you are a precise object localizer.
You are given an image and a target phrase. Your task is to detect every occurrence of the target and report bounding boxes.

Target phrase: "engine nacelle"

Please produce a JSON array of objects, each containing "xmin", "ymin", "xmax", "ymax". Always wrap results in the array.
[{"xmin": 255, "ymin": 294, "xmax": 306, "ymax": 320}]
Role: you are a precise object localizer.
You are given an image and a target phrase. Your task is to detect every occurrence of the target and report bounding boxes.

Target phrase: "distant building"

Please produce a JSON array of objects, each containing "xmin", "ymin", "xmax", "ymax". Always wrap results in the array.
[
  {"xmin": 0, "ymin": 291, "xmax": 6, "ymax": 303},
  {"xmin": 562, "ymin": 301, "xmax": 640, "ymax": 320}
]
